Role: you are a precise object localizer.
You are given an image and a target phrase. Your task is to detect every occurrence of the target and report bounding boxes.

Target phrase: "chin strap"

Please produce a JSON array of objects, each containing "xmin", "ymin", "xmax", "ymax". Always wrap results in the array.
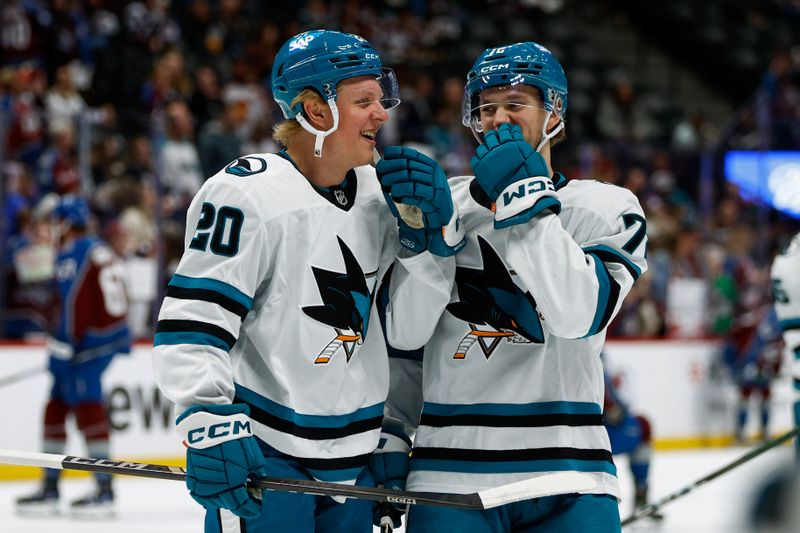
[
  {"xmin": 296, "ymin": 98, "xmax": 340, "ymax": 158},
  {"xmin": 535, "ymin": 109, "xmax": 564, "ymax": 153}
]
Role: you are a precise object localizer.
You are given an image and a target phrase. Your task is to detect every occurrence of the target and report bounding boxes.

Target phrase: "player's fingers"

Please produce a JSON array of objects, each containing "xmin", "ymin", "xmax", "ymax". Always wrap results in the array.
[
  {"xmin": 496, "ymin": 123, "xmax": 515, "ymax": 143},
  {"xmin": 407, "ymin": 159, "xmax": 435, "ymax": 179},
  {"xmin": 390, "ymin": 181, "xmax": 415, "ymax": 198},
  {"xmin": 380, "ymin": 170, "xmax": 415, "ymax": 188},
  {"xmin": 510, "ymin": 123, "xmax": 525, "ymax": 141},
  {"xmin": 411, "ymin": 182, "xmax": 434, "ymax": 201},
  {"xmin": 376, "ymin": 158, "xmax": 409, "ymax": 176},
  {"xmin": 382, "ymin": 146, "xmax": 405, "ymax": 159},
  {"xmin": 483, "ymin": 129, "xmax": 500, "ymax": 149},
  {"xmin": 403, "ymin": 147, "xmax": 436, "ymax": 167}
]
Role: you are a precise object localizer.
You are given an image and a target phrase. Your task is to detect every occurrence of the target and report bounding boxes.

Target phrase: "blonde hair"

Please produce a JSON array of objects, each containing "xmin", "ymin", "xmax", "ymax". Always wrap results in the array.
[{"xmin": 272, "ymin": 89, "xmax": 325, "ymax": 147}]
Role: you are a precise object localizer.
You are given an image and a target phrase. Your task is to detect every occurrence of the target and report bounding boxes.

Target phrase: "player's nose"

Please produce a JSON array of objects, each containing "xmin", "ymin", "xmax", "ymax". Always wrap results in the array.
[
  {"xmin": 371, "ymin": 104, "xmax": 389, "ymax": 123},
  {"xmin": 493, "ymin": 108, "xmax": 513, "ymax": 127}
]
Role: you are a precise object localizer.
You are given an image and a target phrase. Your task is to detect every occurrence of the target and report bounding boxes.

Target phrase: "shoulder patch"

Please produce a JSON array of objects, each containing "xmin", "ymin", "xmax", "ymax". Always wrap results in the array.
[{"xmin": 225, "ymin": 156, "xmax": 268, "ymax": 177}]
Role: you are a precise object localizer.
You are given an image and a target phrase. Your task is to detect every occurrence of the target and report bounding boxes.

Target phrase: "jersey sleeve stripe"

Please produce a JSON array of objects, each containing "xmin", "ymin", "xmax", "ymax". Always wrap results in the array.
[
  {"xmin": 169, "ymin": 274, "xmax": 253, "ymax": 310},
  {"xmin": 422, "ymin": 400, "xmax": 601, "ymax": 417},
  {"xmin": 585, "ymin": 254, "xmax": 621, "ymax": 337},
  {"xmin": 257, "ymin": 438, "xmax": 371, "ymax": 480},
  {"xmin": 165, "ymin": 285, "xmax": 249, "ymax": 320},
  {"xmin": 235, "ymin": 383, "xmax": 384, "ymax": 430},
  {"xmin": 779, "ymin": 317, "xmax": 800, "ymax": 331},
  {"xmin": 245, "ymin": 402, "xmax": 382, "ymax": 440},
  {"xmin": 582, "ymin": 244, "xmax": 642, "ymax": 280},
  {"xmin": 420, "ymin": 412, "xmax": 604, "ymax": 428},
  {"xmin": 411, "ymin": 456, "xmax": 616, "ymax": 476},
  {"xmin": 154, "ymin": 319, "xmax": 236, "ymax": 351},
  {"xmin": 411, "ymin": 447, "xmax": 615, "ymax": 473}
]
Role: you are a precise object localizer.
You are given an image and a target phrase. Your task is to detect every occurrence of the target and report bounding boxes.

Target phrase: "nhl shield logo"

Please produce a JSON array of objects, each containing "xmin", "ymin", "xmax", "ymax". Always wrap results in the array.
[{"xmin": 334, "ymin": 189, "xmax": 348, "ymax": 206}]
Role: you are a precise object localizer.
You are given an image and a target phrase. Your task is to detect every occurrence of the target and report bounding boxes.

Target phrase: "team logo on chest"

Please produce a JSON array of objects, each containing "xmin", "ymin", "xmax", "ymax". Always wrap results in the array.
[
  {"xmin": 447, "ymin": 236, "xmax": 545, "ymax": 359},
  {"xmin": 302, "ymin": 236, "xmax": 376, "ymax": 364}
]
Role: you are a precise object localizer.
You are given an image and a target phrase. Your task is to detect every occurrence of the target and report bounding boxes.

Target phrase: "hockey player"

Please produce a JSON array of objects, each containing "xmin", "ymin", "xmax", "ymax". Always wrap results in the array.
[
  {"xmin": 16, "ymin": 195, "xmax": 131, "ymax": 517},
  {"xmin": 723, "ymin": 302, "xmax": 784, "ymax": 443},
  {"xmin": 771, "ymin": 232, "xmax": 800, "ymax": 457},
  {"xmin": 153, "ymin": 29, "xmax": 462, "ymax": 532},
  {"xmin": 373, "ymin": 42, "xmax": 647, "ymax": 532},
  {"xmin": 602, "ymin": 367, "xmax": 661, "ymax": 519}
]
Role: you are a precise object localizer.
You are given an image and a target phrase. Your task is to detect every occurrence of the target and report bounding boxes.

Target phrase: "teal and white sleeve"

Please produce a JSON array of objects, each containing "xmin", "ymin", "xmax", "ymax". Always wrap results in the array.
[
  {"xmin": 505, "ymin": 189, "xmax": 648, "ymax": 339},
  {"xmin": 153, "ymin": 181, "xmax": 272, "ymax": 412}
]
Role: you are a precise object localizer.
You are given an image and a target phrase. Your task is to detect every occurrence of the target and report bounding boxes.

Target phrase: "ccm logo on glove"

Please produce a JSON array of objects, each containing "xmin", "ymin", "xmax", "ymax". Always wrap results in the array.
[
  {"xmin": 177, "ymin": 411, "xmax": 253, "ymax": 449},
  {"xmin": 498, "ymin": 177, "xmax": 555, "ymax": 209}
]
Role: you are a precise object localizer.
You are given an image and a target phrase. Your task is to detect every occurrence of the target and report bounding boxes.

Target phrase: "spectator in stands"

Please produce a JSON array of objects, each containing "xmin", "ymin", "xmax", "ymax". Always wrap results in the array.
[
  {"xmin": 37, "ymin": 122, "xmax": 81, "ymax": 195},
  {"xmin": 197, "ymin": 97, "xmax": 242, "ymax": 177},
  {"xmin": 160, "ymin": 100, "xmax": 203, "ymax": 212},
  {"xmin": 45, "ymin": 64, "xmax": 85, "ymax": 134},
  {"xmin": 189, "ymin": 65, "xmax": 223, "ymax": 131},
  {"xmin": 597, "ymin": 76, "xmax": 661, "ymax": 144}
]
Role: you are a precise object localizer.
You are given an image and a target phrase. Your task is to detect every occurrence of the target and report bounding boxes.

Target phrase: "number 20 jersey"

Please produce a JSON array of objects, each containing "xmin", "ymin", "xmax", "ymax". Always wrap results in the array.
[
  {"xmin": 389, "ymin": 174, "xmax": 648, "ymax": 499},
  {"xmin": 153, "ymin": 153, "xmax": 453, "ymax": 484}
]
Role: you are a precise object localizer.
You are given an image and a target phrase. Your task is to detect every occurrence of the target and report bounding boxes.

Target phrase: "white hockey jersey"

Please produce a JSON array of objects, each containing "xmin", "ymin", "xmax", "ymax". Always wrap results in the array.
[
  {"xmin": 385, "ymin": 173, "xmax": 648, "ymax": 499},
  {"xmin": 153, "ymin": 152, "xmax": 454, "ymax": 484},
  {"xmin": 771, "ymin": 232, "xmax": 800, "ymax": 398}
]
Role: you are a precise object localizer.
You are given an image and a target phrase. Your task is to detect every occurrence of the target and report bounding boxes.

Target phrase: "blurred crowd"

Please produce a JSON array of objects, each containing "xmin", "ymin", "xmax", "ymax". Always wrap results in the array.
[{"xmin": 2, "ymin": 0, "xmax": 799, "ymax": 341}]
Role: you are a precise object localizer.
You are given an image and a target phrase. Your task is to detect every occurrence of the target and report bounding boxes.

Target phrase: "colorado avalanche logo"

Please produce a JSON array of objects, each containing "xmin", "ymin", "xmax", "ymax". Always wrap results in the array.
[
  {"xmin": 225, "ymin": 156, "xmax": 267, "ymax": 177},
  {"xmin": 302, "ymin": 237, "xmax": 376, "ymax": 364},
  {"xmin": 447, "ymin": 235, "xmax": 544, "ymax": 359}
]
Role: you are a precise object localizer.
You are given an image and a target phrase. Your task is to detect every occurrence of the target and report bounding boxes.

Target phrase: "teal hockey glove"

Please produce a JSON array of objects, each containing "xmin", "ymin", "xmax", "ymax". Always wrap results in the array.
[
  {"xmin": 377, "ymin": 146, "xmax": 465, "ymax": 256},
  {"xmin": 470, "ymin": 123, "xmax": 561, "ymax": 229},
  {"xmin": 176, "ymin": 403, "xmax": 266, "ymax": 519},
  {"xmin": 369, "ymin": 431, "xmax": 411, "ymax": 528}
]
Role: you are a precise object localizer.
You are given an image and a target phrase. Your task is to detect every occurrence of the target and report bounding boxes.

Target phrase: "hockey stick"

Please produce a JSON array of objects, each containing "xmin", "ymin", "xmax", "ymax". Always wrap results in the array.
[
  {"xmin": 0, "ymin": 365, "xmax": 45, "ymax": 388},
  {"xmin": 0, "ymin": 449, "xmax": 596, "ymax": 510},
  {"xmin": 621, "ymin": 426, "xmax": 800, "ymax": 526}
]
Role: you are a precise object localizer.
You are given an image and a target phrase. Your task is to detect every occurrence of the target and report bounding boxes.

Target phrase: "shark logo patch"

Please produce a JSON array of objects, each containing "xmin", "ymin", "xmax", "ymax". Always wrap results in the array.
[
  {"xmin": 302, "ymin": 237, "xmax": 375, "ymax": 364},
  {"xmin": 447, "ymin": 235, "xmax": 544, "ymax": 359},
  {"xmin": 225, "ymin": 156, "xmax": 267, "ymax": 177}
]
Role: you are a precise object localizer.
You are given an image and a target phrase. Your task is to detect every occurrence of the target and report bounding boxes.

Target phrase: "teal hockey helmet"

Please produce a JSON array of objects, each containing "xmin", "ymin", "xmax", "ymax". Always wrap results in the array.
[
  {"xmin": 271, "ymin": 30, "xmax": 400, "ymax": 156},
  {"xmin": 462, "ymin": 42, "xmax": 567, "ymax": 150}
]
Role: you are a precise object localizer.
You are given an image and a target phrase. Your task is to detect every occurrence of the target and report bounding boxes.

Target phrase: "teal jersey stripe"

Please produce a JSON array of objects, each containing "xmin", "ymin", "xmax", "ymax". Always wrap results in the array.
[
  {"xmin": 153, "ymin": 331, "xmax": 230, "ymax": 352},
  {"xmin": 422, "ymin": 401, "xmax": 602, "ymax": 417},
  {"xmin": 582, "ymin": 244, "xmax": 642, "ymax": 279},
  {"xmin": 587, "ymin": 255, "xmax": 611, "ymax": 337},
  {"xmin": 169, "ymin": 274, "xmax": 253, "ymax": 310},
  {"xmin": 411, "ymin": 457, "xmax": 617, "ymax": 476},
  {"xmin": 779, "ymin": 317, "xmax": 800, "ymax": 332},
  {"xmin": 235, "ymin": 383, "xmax": 384, "ymax": 429}
]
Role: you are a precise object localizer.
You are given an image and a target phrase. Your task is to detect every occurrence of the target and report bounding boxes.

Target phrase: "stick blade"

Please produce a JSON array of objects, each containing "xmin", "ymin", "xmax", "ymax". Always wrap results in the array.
[
  {"xmin": 477, "ymin": 472, "xmax": 597, "ymax": 509},
  {"xmin": 0, "ymin": 449, "xmax": 65, "ymax": 470}
]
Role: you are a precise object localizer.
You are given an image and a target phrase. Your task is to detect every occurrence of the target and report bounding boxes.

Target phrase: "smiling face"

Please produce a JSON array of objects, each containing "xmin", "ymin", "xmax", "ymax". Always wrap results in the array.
[
  {"xmin": 324, "ymin": 76, "xmax": 389, "ymax": 168},
  {"xmin": 477, "ymin": 84, "xmax": 552, "ymax": 148}
]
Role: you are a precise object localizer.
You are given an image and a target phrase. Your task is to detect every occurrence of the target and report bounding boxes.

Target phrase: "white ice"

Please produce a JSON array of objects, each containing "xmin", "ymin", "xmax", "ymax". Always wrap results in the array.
[{"xmin": 0, "ymin": 445, "xmax": 794, "ymax": 532}]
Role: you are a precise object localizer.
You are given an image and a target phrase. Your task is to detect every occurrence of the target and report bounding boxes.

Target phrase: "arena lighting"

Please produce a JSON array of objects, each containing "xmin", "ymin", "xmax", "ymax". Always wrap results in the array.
[{"xmin": 724, "ymin": 150, "xmax": 800, "ymax": 218}]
